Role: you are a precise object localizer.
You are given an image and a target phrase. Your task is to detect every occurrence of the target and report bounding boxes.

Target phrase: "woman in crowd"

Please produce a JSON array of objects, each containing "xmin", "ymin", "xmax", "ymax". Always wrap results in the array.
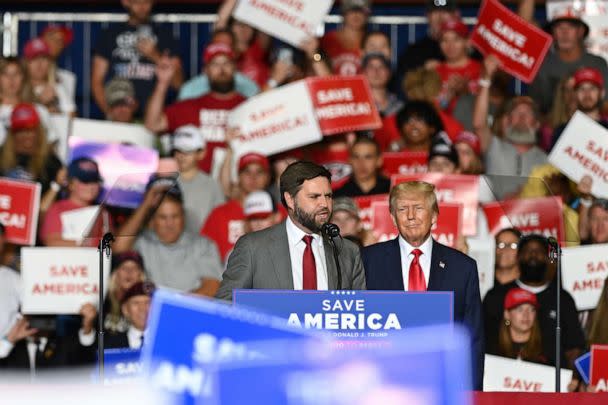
[{"xmin": 588, "ymin": 277, "xmax": 608, "ymax": 345}]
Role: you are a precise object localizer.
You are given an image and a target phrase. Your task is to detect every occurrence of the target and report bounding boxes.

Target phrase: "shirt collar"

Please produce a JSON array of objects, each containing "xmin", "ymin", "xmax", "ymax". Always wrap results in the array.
[
  {"xmin": 286, "ymin": 216, "xmax": 322, "ymax": 247},
  {"xmin": 127, "ymin": 325, "xmax": 144, "ymax": 341},
  {"xmin": 398, "ymin": 234, "xmax": 433, "ymax": 259},
  {"xmin": 515, "ymin": 279, "xmax": 550, "ymax": 294}
]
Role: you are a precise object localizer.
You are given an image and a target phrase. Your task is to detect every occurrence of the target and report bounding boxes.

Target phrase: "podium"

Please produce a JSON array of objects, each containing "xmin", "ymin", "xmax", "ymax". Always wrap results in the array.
[{"xmin": 233, "ymin": 290, "xmax": 454, "ymax": 339}]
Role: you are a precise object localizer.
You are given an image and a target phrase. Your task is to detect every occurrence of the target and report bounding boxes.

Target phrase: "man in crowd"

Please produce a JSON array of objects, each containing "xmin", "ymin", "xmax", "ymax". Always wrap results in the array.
[
  {"xmin": 494, "ymin": 228, "xmax": 521, "ymax": 285},
  {"xmin": 113, "ymin": 177, "xmax": 223, "ymax": 296},
  {"xmin": 145, "ymin": 43, "xmax": 246, "ymax": 173},
  {"xmin": 216, "ymin": 161, "xmax": 366, "ymax": 300},
  {"xmin": 242, "ymin": 190, "xmax": 282, "ymax": 234},
  {"xmin": 427, "ymin": 139, "xmax": 459, "ymax": 174},
  {"xmin": 103, "ymin": 78, "xmax": 139, "ymax": 123},
  {"xmin": 334, "ymin": 136, "xmax": 390, "ymax": 197},
  {"xmin": 580, "ymin": 199, "xmax": 608, "ymax": 245},
  {"xmin": 483, "ymin": 234, "xmax": 586, "ymax": 368},
  {"xmin": 362, "ymin": 181, "xmax": 484, "ymax": 390},
  {"xmin": 92, "ymin": 0, "xmax": 183, "ymax": 117}
]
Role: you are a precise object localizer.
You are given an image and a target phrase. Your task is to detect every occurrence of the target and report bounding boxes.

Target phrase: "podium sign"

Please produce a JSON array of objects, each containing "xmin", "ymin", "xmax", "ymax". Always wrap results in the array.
[{"xmin": 233, "ymin": 290, "xmax": 453, "ymax": 339}]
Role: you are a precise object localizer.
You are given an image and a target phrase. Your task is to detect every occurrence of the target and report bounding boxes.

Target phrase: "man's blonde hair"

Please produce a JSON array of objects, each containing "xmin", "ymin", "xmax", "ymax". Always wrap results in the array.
[{"xmin": 389, "ymin": 181, "xmax": 439, "ymax": 214}]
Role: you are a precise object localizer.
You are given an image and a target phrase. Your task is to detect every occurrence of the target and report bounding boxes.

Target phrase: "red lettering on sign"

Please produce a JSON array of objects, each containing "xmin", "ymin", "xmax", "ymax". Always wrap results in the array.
[
  {"xmin": 587, "ymin": 261, "xmax": 608, "ymax": 273},
  {"xmin": 504, "ymin": 376, "xmax": 542, "ymax": 391},
  {"xmin": 49, "ymin": 265, "xmax": 89, "ymax": 278},
  {"xmin": 573, "ymin": 279, "xmax": 605, "ymax": 291},
  {"xmin": 32, "ymin": 283, "xmax": 98, "ymax": 295}
]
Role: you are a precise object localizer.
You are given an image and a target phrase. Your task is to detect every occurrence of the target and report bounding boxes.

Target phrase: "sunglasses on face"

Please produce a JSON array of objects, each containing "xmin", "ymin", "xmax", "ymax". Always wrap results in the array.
[{"xmin": 497, "ymin": 242, "xmax": 518, "ymax": 250}]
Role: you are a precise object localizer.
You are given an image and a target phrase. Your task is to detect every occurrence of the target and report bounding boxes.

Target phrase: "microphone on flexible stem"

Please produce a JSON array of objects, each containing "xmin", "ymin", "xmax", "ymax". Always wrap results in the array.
[
  {"xmin": 98, "ymin": 232, "xmax": 114, "ymax": 384},
  {"xmin": 321, "ymin": 223, "xmax": 342, "ymax": 290},
  {"xmin": 547, "ymin": 236, "xmax": 562, "ymax": 393}
]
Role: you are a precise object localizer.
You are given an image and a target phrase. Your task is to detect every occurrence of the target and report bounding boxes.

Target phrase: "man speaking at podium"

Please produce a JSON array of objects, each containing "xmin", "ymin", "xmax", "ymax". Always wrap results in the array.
[
  {"xmin": 362, "ymin": 181, "xmax": 484, "ymax": 390},
  {"xmin": 216, "ymin": 161, "xmax": 366, "ymax": 301}
]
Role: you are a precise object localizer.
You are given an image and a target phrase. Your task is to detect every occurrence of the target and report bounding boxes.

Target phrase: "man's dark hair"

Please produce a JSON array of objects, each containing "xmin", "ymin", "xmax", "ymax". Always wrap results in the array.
[
  {"xmin": 396, "ymin": 100, "xmax": 444, "ymax": 133},
  {"xmin": 517, "ymin": 233, "xmax": 549, "ymax": 253},
  {"xmin": 280, "ymin": 161, "xmax": 332, "ymax": 207},
  {"xmin": 362, "ymin": 30, "xmax": 391, "ymax": 49},
  {"xmin": 351, "ymin": 134, "xmax": 380, "ymax": 156},
  {"xmin": 0, "ymin": 222, "xmax": 5, "ymax": 236}
]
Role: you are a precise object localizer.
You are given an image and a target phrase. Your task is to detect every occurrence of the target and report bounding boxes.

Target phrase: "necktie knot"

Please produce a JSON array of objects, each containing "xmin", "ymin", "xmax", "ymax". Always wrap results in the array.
[
  {"xmin": 303, "ymin": 235, "xmax": 314, "ymax": 246},
  {"xmin": 411, "ymin": 248, "xmax": 423, "ymax": 259}
]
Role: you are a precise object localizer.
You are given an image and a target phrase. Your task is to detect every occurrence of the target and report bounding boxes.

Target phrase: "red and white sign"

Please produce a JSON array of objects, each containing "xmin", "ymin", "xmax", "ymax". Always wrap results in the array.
[
  {"xmin": 562, "ymin": 244, "xmax": 608, "ymax": 310},
  {"xmin": 549, "ymin": 111, "xmax": 608, "ymax": 199},
  {"xmin": 484, "ymin": 354, "xmax": 572, "ymax": 392},
  {"xmin": 233, "ymin": 0, "xmax": 334, "ymax": 48},
  {"xmin": 353, "ymin": 194, "xmax": 389, "ymax": 231},
  {"xmin": 0, "ymin": 178, "xmax": 41, "ymax": 246},
  {"xmin": 21, "ymin": 247, "xmax": 109, "ymax": 314},
  {"xmin": 482, "ymin": 196, "xmax": 566, "ymax": 243},
  {"xmin": 307, "ymin": 75, "xmax": 382, "ymax": 135},
  {"xmin": 590, "ymin": 344, "xmax": 608, "ymax": 391},
  {"xmin": 381, "ymin": 151, "xmax": 428, "ymax": 177},
  {"xmin": 229, "ymin": 80, "xmax": 322, "ymax": 160},
  {"xmin": 370, "ymin": 200, "xmax": 462, "ymax": 248},
  {"xmin": 391, "ymin": 173, "xmax": 480, "ymax": 236},
  {"xmin": 470, "ymin": 0, "xmax": 553, "ymax": 83}
]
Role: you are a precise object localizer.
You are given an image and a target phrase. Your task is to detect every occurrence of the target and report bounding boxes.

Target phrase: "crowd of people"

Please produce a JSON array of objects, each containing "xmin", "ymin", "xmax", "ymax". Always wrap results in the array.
[{"xmin": 1, "ymin": 0, "xmax": 607, "ymax": 392}]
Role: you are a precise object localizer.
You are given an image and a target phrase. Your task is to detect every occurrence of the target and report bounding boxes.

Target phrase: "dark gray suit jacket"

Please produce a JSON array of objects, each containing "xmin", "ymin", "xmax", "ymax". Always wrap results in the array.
[{"xmin": 216, "ymin": 221, "xmax": 366, "ymax": 300}]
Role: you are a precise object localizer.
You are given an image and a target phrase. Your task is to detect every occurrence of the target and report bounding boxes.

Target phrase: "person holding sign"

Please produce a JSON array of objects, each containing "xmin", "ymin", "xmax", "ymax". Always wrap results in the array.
[
  {"xmin": 216, "ymin": 161, "xmax": 366, "ymax": 301},
  {"xmin": 361, "ymin": 180, "xmax": 484, "ymax": 390}
]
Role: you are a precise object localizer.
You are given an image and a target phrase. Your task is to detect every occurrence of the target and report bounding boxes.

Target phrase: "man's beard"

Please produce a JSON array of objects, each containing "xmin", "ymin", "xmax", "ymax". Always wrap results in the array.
[
  {"xmin": 293, "ymin": 201, "xmax": 329, "ymax": 233},
  {"xmin": 519, "ymin": 259, "xmax": 548, "ymax": 283},
  {"xmin": 578, "ymin": 98, "xmax": 601, "ymax": 114},
  {"xmin": 210, "ymin": 77, "xmax": 235, "ymax": 94},
  {"xmin": 504, "ymin": 126, "xmax": 536, "ymax": 145}
]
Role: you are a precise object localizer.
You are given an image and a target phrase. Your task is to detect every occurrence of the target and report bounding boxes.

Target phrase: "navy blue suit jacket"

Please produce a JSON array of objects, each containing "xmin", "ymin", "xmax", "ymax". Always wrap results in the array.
[{"xmin": 362, "ymin": 238, "xmax": 485, "ymax": 391}]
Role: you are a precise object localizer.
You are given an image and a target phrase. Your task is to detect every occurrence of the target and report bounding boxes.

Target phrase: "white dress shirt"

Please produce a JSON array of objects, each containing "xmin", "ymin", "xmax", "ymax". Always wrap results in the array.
[
  {"xmin": 127, "ymin": 326, "xmax": 145, "ymax": 349},
  {"xmin": 285, "ymin": 216, "xmax": 329, "ymax": 290},
  {"xmin": 399, "ymin": 235, "xmax": 433, "ymax": 291}
]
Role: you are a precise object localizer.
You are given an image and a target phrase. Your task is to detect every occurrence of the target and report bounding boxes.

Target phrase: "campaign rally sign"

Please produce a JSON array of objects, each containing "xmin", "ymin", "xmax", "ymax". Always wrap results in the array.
[
  {"xmin": 212, "ymin": 325, "xmax": 471, "ymax": 405},
  {"xmin": 370, "ymin": 200, "xmax": 462, "ymax": 247},
  {"xmin": 391, "ymin": 173, "xmax": 479, "ymax": 235},
  {"xmin": 141, "ymin": 289, "xmax": 320, "ymax": 405},
  {"xmin": 71, "ymin": 118, "xmax": 157, "ymax": 149},
  {"xmin": 470, "ymin": 0, "xmax": 553, "ymax": 83},
  {"xmin": 547, "ymin": 1, "xmax": 608, "ymax": 64},
  {"xmin": 482, "ymin": 196, "xmax": 566, "ymax": 242},
  {"xmin": 381, "ymin": 151, "xmax": 429, "ymax": 176},
  {"xmin": 484, "ymin": 354, "xmax": 572, "ymax": 392},
  {"xmin": 353, "ymin": 194, "xmax": 388, "ymax": 231},
  {"xmin": 228, "ymin": 80, "xmax": 322, "ymax": 159},
  {"xmin": 98, "ymin": 349, "xmax": 143, "ymax": 386},
  {"xmin": 0, "ymin": 178, "xmax": 41, "ymax": 246},
  {"xmin": 467, "ymin": 238, "xmax": 496, "ymax": 300},
  {"xmin": 233, "ymin": 0, "xmax": 333, "ymax": 48},
  {"xmin": 20, "ymin": 247, "xmax": 109, "ymax": 314},
  {"xmin": 307, "ymin": 75, "xmax": 382, "ymax": 135},
  {"xmin": 562, "ymin": 244, "xmax": 608, "ymax": 310},
  {"xmin": 69, "ymin": 136, "xmax": 159, "ymax": 209},
  {"xmin": 233, "ymin": 290, "xmax": 453, "ymax": 339},
  {"xmin": 549, "ymin": 111, "xmax": 608, "ymax": 198},
  {"xmin": 590, "ymin": 344, "xmax": 608, "ymax": 391},
  {"xmin": 575, "ymin": 352, "xmax": 591, "ymax": 385}
]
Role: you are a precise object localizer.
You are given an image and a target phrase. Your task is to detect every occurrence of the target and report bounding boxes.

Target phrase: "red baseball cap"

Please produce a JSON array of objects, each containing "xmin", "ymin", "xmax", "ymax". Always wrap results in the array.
[
  {"xmin": 573, "ymin": 67, "xmax": 604, "ymax": 89},
  {"xmin": 455, "ymin": 131, "xmax": 481, "ymax": 156},
  {"xmin": 504, "ymin": 288, "xmax": 539, "ymax": 310},
  {"xmin": 41, "ymin": 25, "xmax": 74, "ymax": 46},
  {"xmin": 238, "ymin": 152, "xmax": 270, "ymax": 172},
  {"xmin": 440, "ymin": 19, "xmax": 469, "ymax": 38},
  {"xmin": 203, "ymin": 43, "xmax": 235, "ymax": 65},
  {"xmin": 23, "ymin": 38, "xmax": 51, "ymax": 60},
  {"xmin": 10, "ymin": 103, "xmax": 40, "ymax": 130}
]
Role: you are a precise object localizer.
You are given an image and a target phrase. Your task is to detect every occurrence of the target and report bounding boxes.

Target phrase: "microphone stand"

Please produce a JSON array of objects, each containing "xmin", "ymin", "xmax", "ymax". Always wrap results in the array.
[
  {"xmin": 322, "ymin": 223, "xmax": 342, "ymax": 290},
  {"xmin": 548, "ymin": 237, "xmax": 561, "ymax": 393},
  {"xmin": 98, "ymin": 232, "xmax": 114, "ymax": 384}
]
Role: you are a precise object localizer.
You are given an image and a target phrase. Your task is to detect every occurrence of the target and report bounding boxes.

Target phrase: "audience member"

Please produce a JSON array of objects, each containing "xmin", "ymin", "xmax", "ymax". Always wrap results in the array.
[
  {"xmin": 92, "ymin": 0, "xmax": 183, "ymax": 117},
  {"xmin": 454, "ymin": 131, "xmax": 483, "ymax": 174},
  {"xmin": 242, "ymin": 190, "xmax": 282, "ymax": 234},
  {"xmin": 334, "ymin": 136, "xmax": 389, "ymax": 197},
  {"xmin": 580, "ymin": 199, "xmax": 608, "ymax": 245},
  {"xmin": 587, "ymin": 277, "xmax": 608, "ymax": 345},
  {"xmin": 362, "ymin": 30, "xmax": 391, "ymax": 59},
  {"xmin": 40, "ymin": 24, "xmax": 77, "ymax": 105},
  {"xmin": 103, "ymin": 77, "xmax": 138, "ymax": 123},
  {"xmin": 494, "ymin": 228, "xmax": 522, "ymax": 286},
  {"xmin": 542, "ymin": 76, "xmax": 576, "ymax": 152},
  {"xmin": 330, "ymin": 196, "xmax": 376, "ymax": 247},
  {"xmin": 362, "ymin": 52, "xmax": 403, "ymax": 117},
  {"xmin": 427, "ymin": 139, "xmax": 459, "ymax": 174},
  {"xmin": 393, "ymin": 100, "xmax": 444, "ymax": 152}
]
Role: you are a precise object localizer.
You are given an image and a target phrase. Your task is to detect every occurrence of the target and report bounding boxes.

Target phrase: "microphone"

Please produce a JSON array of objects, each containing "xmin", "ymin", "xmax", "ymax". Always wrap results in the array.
[
  {"xmin": 321, "ymin": 223, "xmax": 340, "ymax": 238},
  {"xmin": 547, "ymin": 236, "xmax": 559, "ymax": 263},
  {"xmin": 321, "ymin": 223, "xmax": 343, "ymax": 290}
]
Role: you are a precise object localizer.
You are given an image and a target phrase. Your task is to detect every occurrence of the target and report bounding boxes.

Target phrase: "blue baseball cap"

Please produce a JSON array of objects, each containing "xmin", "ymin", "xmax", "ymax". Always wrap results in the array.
[{"xmin": 68, "ymin": 157, "xmax": 103, "ymax": 183}]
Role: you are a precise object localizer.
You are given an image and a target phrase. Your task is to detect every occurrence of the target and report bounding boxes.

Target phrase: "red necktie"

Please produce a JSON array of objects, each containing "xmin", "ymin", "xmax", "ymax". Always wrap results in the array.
[
  {"xmin": 302, "ymin": 235, "xmax": 317, "ymax": 290},
  {"xmin": 408, "ymin": 249, "xmax": 426, "ymax": 291}
]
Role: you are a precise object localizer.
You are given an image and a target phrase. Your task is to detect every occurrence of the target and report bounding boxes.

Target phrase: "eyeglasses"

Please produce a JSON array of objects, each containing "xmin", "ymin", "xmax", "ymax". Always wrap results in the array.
[{"xmin": 497, "ymin": 242, "xmax": 518, "ymax": 250}]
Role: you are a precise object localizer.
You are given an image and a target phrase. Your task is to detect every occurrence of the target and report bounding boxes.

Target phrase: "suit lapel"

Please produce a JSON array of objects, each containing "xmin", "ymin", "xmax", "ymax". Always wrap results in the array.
[
  {"xmin": 428, "ymin": 240, "xmax": 445, "ymax": 291},
  {"xmin": 323, "ymin": 238, "xmax": 337, "ymax": 290},
  {"xmin": 267, "ymin": 223, "xmax": 294, "ymax": 289},
  {"xmin": 390, "ymin": 238, "xmax": 405, "ymax": 290}
]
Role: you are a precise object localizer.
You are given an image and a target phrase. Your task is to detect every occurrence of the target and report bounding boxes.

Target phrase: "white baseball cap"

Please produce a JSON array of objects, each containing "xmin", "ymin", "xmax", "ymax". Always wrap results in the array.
[
  {"xmin": 172, "ymin": 125, "xmax": 206, "ymax": 152},
  {"xmin": 244, "ymin": 191, "xmax": 275, "ymax": 219}
]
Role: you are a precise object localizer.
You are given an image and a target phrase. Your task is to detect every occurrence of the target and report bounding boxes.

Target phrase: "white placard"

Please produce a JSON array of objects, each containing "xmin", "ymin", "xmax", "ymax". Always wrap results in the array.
[
  {"xmin": 548, "ymin": 111, "xmax": 608, "ymax": 198},
  {"xmin": 60, "ymin": 205, "xmax": 101, "ymax": 242},
  {"xmin": 50, "ymin": 113, "xmax": 71, "ymax": 163},
  {"xmin": 21, "ymin": 247, "xmax": 109, "ymax": 314},
  {"xmin": 484, "ymin": 354, "xmax": 573, "ymax": 392},
  {"xmin": 233, "ymin": 0, "xmax": 334, "ymax": 48},
  {"xmin": 71, "ymin": 118, "xmax": 156, "ymax": 148},
  {"xmin": 562, "ymin": 244, "xmax": 608, "ymax": 310},
  {"xmin": 228, "ymin": 80, "xmax": 322, "ymax": 159},
  {"xmin": 466, "ymin": 237, "xmax": 495, "ymax": 300}
]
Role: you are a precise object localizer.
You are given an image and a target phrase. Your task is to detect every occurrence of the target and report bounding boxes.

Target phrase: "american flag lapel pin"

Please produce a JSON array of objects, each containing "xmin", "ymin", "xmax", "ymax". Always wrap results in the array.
[{"xmin": 439, "ymin": 261, "xmax": 445, "ymax": 269}]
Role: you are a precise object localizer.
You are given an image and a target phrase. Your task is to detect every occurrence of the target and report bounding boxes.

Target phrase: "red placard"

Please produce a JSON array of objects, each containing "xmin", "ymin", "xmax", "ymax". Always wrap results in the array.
[
  {"xmin": 353, "ymin": 194, "xmax": 389, "ymax": 231},
  {"xmin": 306, "ymin": 75, "xmax": 382, "ymax": 135},
  {"xmin": 370, "ymin": 200, "xmax": 462, "ymax": 247},
  {"xmin": 381, "ymin": 151, "xmax": 429, "ymax": 177},
  {"xmin": 391, "ymin": 173, "xmax": 479, "ymax": 236},
  {"xmin": 590, "ymin": 344, "xmax": 608, "ymax": 390},
  {"xmin": 482, "ymin": 196, "xmax": 566, "ymax": 243},
  {"xmin": 0, "ymin": 178, "xmax": 41, "ymax": 246},
  {"xmin": 470, "ymin": 0, "xmax": 553, "ymax": 83}
]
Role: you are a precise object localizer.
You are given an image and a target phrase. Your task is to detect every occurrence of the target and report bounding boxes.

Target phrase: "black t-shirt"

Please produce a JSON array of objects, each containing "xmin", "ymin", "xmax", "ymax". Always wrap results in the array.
[
  {"xmin": 93, "ymin": 22, "xmax": 179, "ymax": 116},
  {"xmin": 483, "ymin": 280, "xmax": 586, "ymax": 366},
  {"xmin": 333, "ymin": 175, "xmax": 391, "ymax": 198}
]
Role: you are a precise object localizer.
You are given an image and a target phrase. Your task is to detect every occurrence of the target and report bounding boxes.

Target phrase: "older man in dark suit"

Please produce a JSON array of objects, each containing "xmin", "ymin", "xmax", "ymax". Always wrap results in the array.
[{"xmin": 362, "ymin": 180, "xmax": 484, "ymax": 390}]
